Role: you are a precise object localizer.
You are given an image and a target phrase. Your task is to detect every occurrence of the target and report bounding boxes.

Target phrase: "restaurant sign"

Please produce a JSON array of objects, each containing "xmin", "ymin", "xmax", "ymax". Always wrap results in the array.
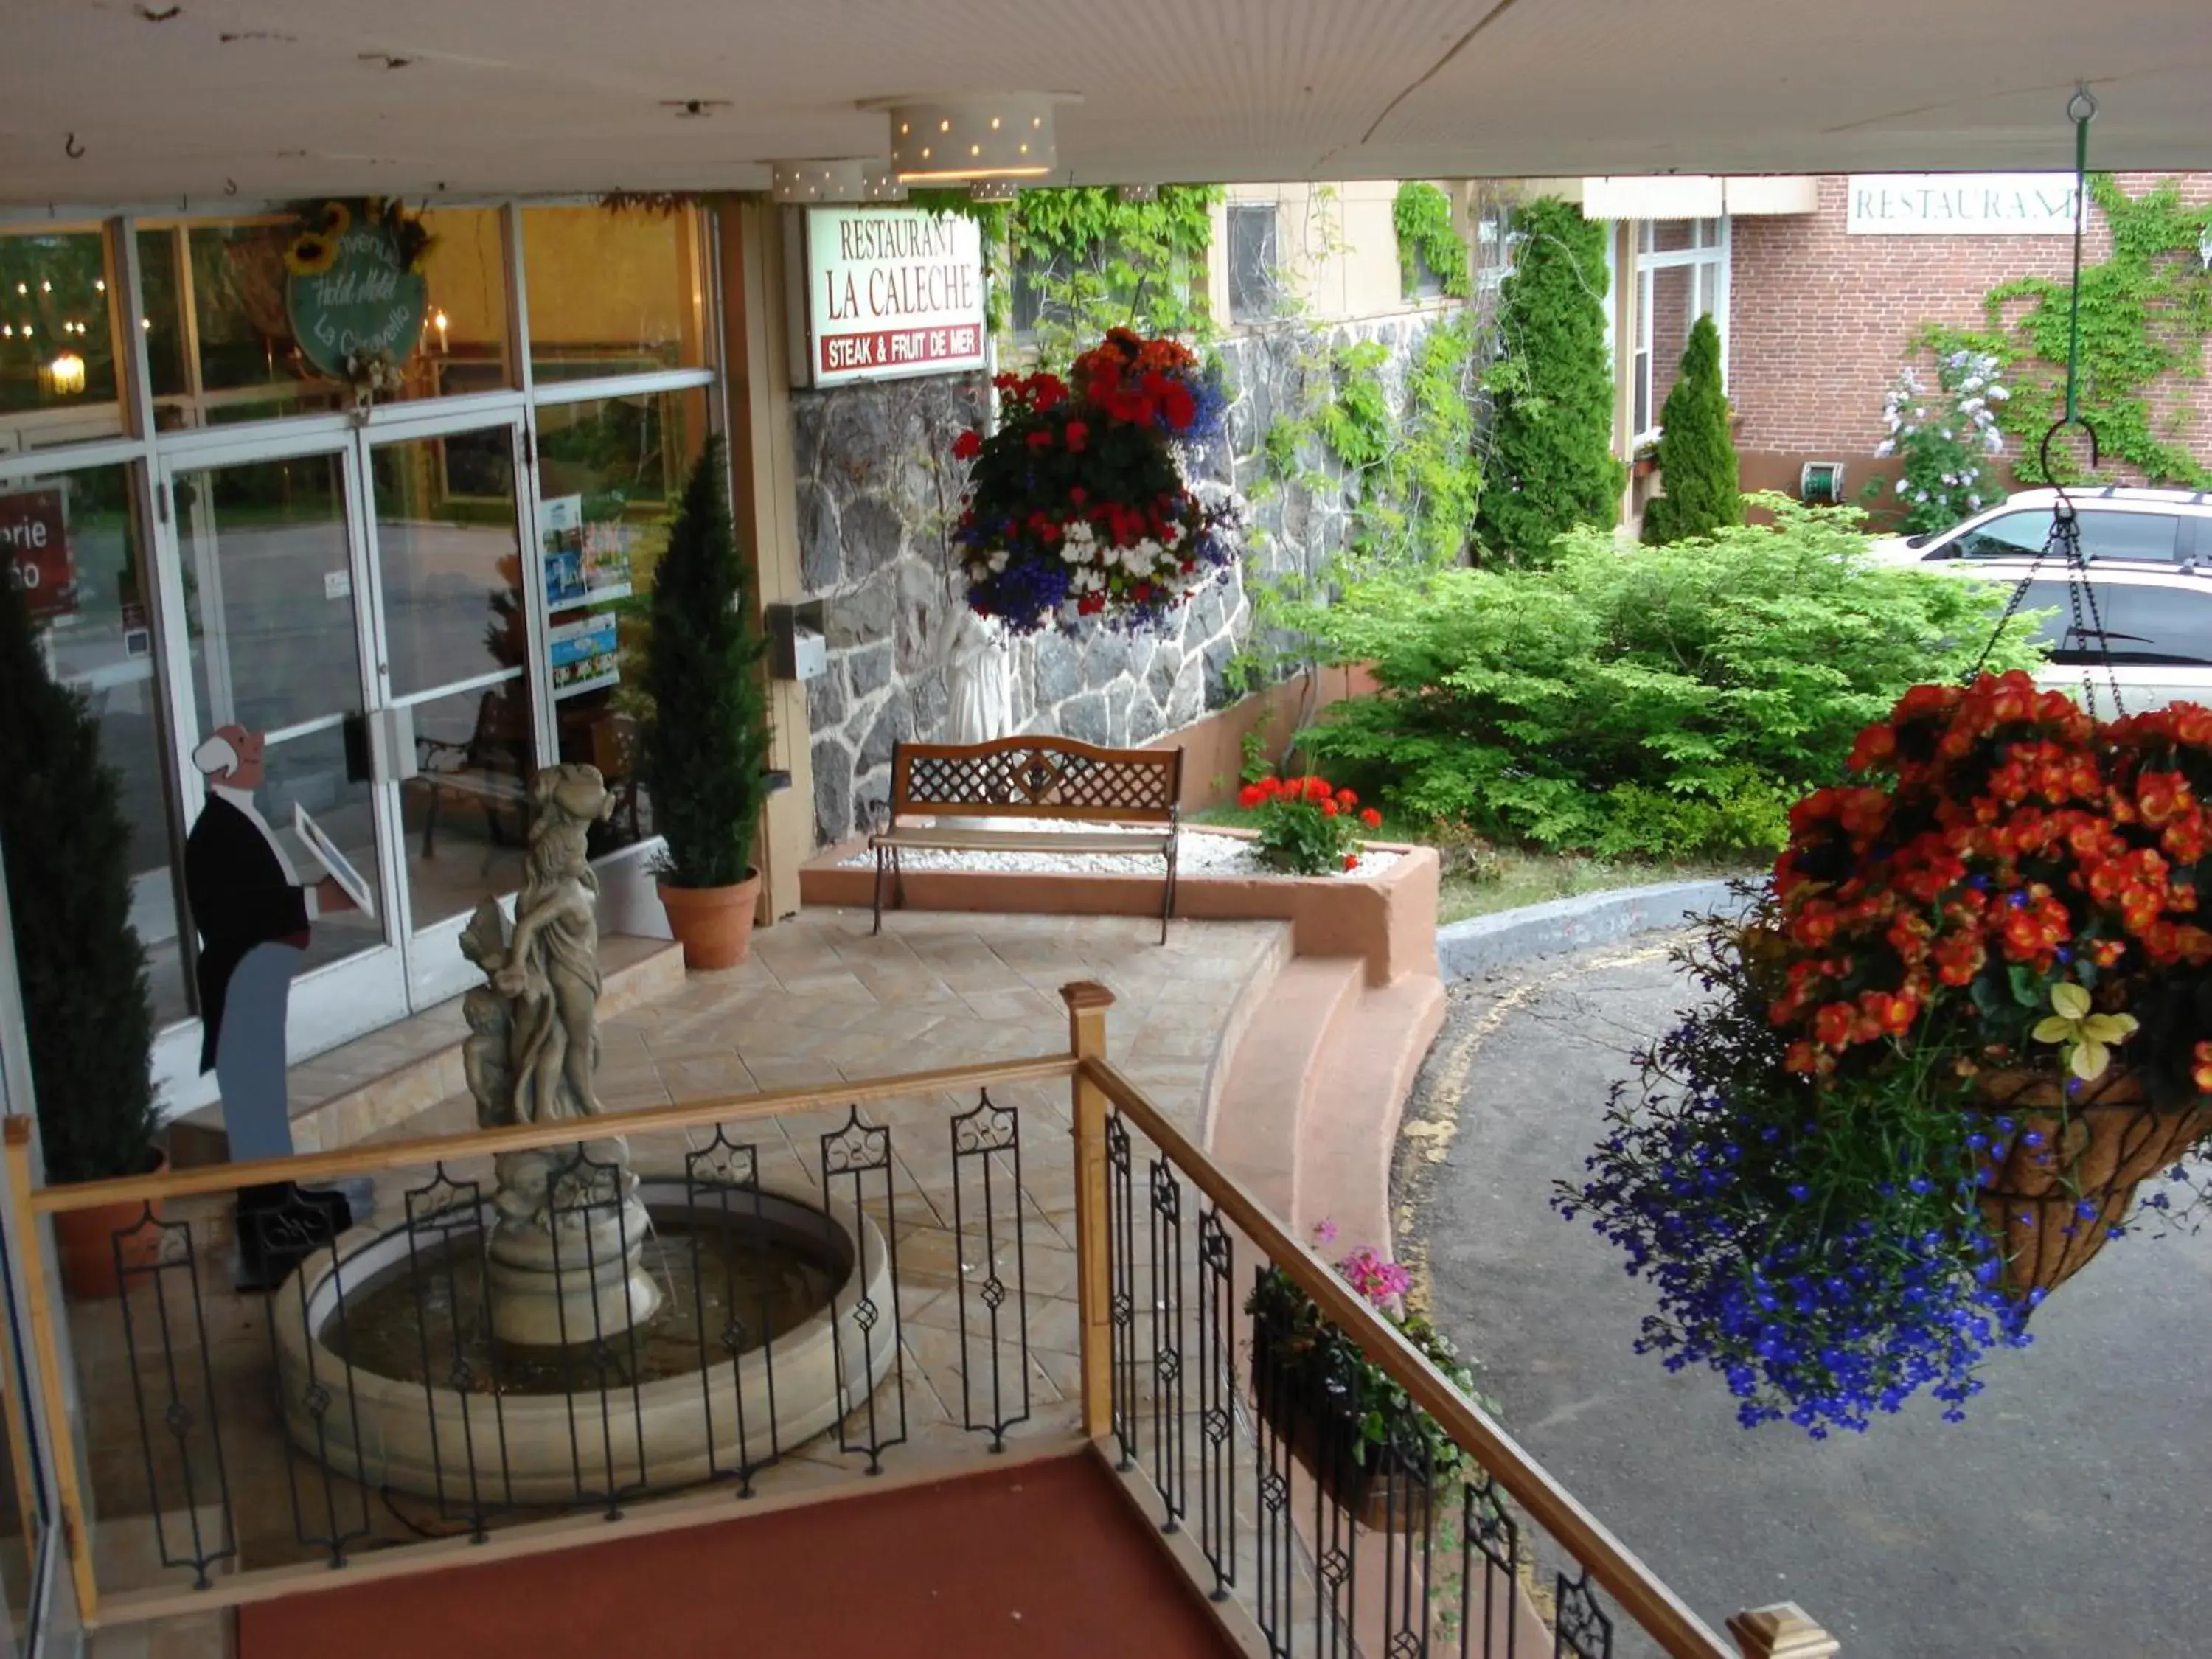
[
  {"xmin": 799, "ymin": 207, "xmax": 987, "ymax": 388},
  {"xmin": 1846, "ymin": 175, "xmax": 2080, "ymax": 236}
]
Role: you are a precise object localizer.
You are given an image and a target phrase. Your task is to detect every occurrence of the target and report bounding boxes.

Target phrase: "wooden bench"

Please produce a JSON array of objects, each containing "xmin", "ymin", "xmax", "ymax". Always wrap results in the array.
[{"xmin": 872, "ymin": 737, "xmax": 1184, "ymax": 942}]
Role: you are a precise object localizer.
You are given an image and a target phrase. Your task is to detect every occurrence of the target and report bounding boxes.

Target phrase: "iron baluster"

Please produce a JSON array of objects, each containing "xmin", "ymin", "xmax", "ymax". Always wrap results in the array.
[
  {"xmin": 116, "ymin": 1206, "xmax": 235, "ymax": 1589},
  {"xmin": 1147, "ymin": 1156, "xmax": 1186, "ymax": 1529},
  {"xmin": 262, "ymin": 1206, "xmax": 372, "ymax": 1569},
  {"xmin": 821, "ymin": 1105, "xmax": 906, "ymax": 1472},
  {"xmin": 950, "ymin": 1088, "xmax": 1031, "ymax": 1451},
  {"xmin": 1105, "ymin": 1110, "xmax": 1138, "ymax": 1470},
  {"xmin": 1552, "ymin": 1565, "xmax": 1615, "ymax": 1659},
  {"xmin": 1195, "ymin": 1206, "xmax": 1235, "ymax": 1601}
]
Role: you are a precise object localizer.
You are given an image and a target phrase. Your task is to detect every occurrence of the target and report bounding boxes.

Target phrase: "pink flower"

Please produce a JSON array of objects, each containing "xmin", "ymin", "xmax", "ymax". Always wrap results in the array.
[
  {"xmin": 1311, "ymin": 1219, "xmax": 1339, "ymax": 1245},
  {"xmin": 1335, "ymin": 1245, "xmax": 1412, "ymax": 1312}
]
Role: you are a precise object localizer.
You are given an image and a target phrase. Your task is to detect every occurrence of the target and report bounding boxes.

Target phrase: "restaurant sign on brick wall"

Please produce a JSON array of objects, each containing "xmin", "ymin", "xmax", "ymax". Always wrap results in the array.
[
  {"xmin": 796, "ymin": 207, "xmax": 987, "ymax": 389},
  {"xmin": 1846, "ymin": 174, "xmax": 2079, "ymax": 236}
]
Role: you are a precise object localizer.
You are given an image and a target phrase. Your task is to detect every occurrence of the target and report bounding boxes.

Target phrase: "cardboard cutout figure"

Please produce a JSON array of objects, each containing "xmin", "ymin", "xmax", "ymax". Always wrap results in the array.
[{"xmin": 183, "ymin": 725, "xmax": 359, "ymax": 1289}]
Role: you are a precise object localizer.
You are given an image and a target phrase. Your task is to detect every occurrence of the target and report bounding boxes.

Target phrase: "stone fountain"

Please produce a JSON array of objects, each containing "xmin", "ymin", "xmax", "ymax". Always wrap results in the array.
[{"xmin": 272, "ymin": 764, "xmax": 894, "ymax": 1502}]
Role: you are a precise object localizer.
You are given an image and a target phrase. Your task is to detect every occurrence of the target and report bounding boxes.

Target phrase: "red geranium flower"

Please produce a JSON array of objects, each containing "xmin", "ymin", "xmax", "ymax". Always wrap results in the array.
[
  {"xmin": 951, "ymin": 429, "xmax": 982, "ymax": 460},
  {"xmin": 1026, "ymin": 428, "xmax": 1054, "ymax": 450},
  {"xmin": 1063, "ymin": 420, "xmax": 1089, "ymax": 453}
]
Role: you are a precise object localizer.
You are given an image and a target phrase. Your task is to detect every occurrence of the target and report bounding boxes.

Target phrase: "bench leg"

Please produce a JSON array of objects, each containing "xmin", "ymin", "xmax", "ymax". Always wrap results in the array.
[
  {"xmin": 1161, "ymin": 838, "xmax": 1178, "ymax": 945},
  {"xmin": 872, "ymin": 845, "xmax": 888, "ymax": 936}
]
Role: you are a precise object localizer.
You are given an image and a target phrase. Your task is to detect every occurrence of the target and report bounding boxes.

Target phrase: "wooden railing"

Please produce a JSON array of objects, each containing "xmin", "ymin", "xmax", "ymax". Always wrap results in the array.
[{"xmin": 0, "ymin": 982, "xmax": 1837, "ymax": 1657}]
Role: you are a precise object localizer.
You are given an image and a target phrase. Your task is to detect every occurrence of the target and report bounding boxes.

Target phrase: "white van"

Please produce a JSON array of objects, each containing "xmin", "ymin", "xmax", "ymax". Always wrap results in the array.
[{"xmin": 1866, "ymin": 486, "xmax": 2212, "ymax": 570}]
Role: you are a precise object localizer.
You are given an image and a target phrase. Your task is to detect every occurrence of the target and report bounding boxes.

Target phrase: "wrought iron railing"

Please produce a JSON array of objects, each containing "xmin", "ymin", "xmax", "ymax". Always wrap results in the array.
[{"xmin": 0, "ymin": 984, "xmax": 1834, "ymax": 1658}]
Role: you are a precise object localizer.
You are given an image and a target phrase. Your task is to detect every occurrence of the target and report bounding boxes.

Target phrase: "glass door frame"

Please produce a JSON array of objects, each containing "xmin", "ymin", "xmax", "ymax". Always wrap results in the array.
[
  {"xmin": 149, "ymin": 421, "xmax": 414, "ymax": 1055},
  {"xmin": 354, "ymin": 400, "xmax": 546, "ymax": 1009}
]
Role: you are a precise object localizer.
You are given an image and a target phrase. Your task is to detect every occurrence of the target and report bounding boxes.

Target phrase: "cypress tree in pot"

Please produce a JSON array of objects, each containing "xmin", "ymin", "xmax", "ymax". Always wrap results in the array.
[
  {"xmin": 0, "ymin": 565, "xmax": 164, "ymax": 1297},
  {"xmin": 641, "ymin": 439, "xmax": 774, "ymax": 968}
]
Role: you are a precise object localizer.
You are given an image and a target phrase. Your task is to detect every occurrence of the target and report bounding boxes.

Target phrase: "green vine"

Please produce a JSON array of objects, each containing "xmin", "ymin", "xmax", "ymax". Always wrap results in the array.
[
  {"xmin": 907, "ymin": 185, "xmax": 1223, "ymax": 362},
  {"xmin": 1392, "ymin": 181, "xmax": 1471, "ymax": 299},
  {"xmin": 1233, "ymin": 310, "xmax": 1484, "ymax": 692},
  {"xmin": 1924, "ymin": 175, "xmax": 2212, "ymax": 487}
]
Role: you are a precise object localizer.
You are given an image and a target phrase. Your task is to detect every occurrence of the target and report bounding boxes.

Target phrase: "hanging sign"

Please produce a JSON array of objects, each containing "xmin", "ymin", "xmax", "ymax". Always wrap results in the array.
[
  {"xmin": 800, "ymin": 207, "xmax": 987, "ymax": 389},
  {"xmin": 0, "ymin": 486, "xmax": 75, "ymax": 622},
  {"xmin": 1846, "ymin": 175, "xmax": 2080, "ymax": 236},
  {"xmin": 286, "ymin": 212, "xmax": 429, "ymax": 379}
]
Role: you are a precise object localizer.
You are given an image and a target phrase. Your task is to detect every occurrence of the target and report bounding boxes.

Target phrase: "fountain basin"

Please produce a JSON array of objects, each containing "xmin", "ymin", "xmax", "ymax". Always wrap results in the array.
[{"xmin": 273, "ymin": 1181, "xmax": 897, "ymax": 1504}]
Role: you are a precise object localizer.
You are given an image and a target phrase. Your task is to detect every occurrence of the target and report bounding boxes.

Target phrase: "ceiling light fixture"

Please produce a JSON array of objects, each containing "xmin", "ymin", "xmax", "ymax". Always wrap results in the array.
[
  {"xmin": 770, "ymin": 159, "xmax": 907, "ymax": 205},
  {"xmin": 869, "ymin": 94, "xmax": 1071, "ymax": 184},
  {"xmin": 44, "ymin": 352, "xmax": 86, "ymax": 397},
  {"xmin": 1117, "ymin": 184, "xmax": 1158, "ymax": 204},
  {"xmin": 969, "ymin": 181, "xmax": 1019, "ymax": 204}
]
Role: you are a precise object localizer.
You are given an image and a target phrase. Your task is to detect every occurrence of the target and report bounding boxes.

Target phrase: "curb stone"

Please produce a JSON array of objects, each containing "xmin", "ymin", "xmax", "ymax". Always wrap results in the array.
[{"xmin": 1436, "ymin": 879, "xmax": 1753, "ymax": 984}]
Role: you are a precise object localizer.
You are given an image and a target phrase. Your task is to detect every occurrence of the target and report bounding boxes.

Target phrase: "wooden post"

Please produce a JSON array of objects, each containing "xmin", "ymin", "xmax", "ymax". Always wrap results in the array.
[
  {"xmin": 1728, "ymin": 1602, "xmax": 1840, "ymax": 1658},
  {"xmin": 1061, "ymin": 981, "xmax": 1117, "ymax": 1444},
  {"xmin": 2, "ymin": 1116, "xmax": 99, "ymax": 1626}
]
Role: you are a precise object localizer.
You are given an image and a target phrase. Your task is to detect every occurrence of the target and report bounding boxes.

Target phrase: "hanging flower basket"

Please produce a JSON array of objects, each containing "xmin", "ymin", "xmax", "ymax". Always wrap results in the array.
[
  {"xmin": 950, "ymin": 328, "xmax": 1247, "ymax": 634},
  {"xmin": 1559, "ymin": 671, "xmax": 2212, "ymax": 1436}
]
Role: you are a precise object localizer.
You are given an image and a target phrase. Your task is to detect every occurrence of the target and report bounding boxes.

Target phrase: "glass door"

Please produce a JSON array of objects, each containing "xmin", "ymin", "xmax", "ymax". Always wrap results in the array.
[
  {"xmin": 162, "ymin": 435, "xmax": 410, "ymax": 1051},
  {"xmin": 359, "ymin": 411, "xmax": 543, "ymax": 1006}
]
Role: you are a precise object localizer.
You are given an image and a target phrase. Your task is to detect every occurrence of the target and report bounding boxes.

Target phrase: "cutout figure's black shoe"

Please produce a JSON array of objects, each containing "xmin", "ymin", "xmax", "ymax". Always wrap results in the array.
[{"xmin": 233, "ymin": 1182, "xmax": 353, "ymax": 1293}]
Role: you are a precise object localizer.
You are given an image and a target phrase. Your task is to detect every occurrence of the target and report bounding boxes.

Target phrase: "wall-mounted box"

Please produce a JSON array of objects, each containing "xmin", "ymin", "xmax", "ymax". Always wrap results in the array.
[{"xmin": 766, "ymin": 599, "xmax": 829, "ymax": 681}]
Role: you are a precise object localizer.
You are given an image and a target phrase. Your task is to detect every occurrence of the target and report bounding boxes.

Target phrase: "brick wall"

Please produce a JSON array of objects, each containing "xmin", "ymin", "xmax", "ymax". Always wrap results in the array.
[{"xmin": 1728, "ymin": 173, "xmax": 2212, "ymax": 482}]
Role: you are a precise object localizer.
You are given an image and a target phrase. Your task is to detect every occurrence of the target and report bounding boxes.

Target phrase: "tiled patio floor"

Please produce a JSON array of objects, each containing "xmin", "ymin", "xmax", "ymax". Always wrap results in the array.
[{"xmin": 75, "ymin": 908, "xmax": 1290, "ymax": 1657}]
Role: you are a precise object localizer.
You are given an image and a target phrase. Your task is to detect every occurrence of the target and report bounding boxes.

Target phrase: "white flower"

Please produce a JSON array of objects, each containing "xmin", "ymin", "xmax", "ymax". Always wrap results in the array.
[
  {"xmin": 1896, "ymin": 479, "xmax": 1910, "ymax": 496},
  {"xmin": 1915, "ymin": 407, "xmax": 1927, "ymax": 420},
  {"xmin": 1967, "ymin": 494, "xmax": 1982, "ymax": 509},
  {"xmin": 1984, "ymin": 431, "xmax": 2005, "ymax": 454},
  {"xmin": 988, "ymin": 549, "xmax": 1009, "ymax": 573},
  {"xmin": 1913, "ymin": 490, "xmax": 1930, "ymax": 503},
  {"xmin": 967, "ymin": 562, "xmax": 990, "ymax": 582},
  {"xmin": 1989, "ymin": 385, "xmax": 2011, "ymax": 401},
  {"xmin": 1874, "ymin": 440, "xmax": 1895, "ymax": 458}
]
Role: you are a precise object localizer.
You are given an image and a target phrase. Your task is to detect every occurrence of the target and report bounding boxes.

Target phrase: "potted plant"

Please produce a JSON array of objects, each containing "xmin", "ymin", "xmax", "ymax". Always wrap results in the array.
[
  {"xmin": 1632, "ymin": 434, "xmax": 1660, "ymax": 480},
  {"xmin": 1559, "ymin": 671, "xmax": 2212, "ymax": 1436},
  {"xmin": 1245, "ymin": 1223, "xmax": 1489, "ymax": 1531},
  {"xmin": 0, "ymin": 566, "xmax": 164, "ymax": 1298},
  {"xmin": 640, "ymin": 439, "xmax": 773, "ymax": 969}
]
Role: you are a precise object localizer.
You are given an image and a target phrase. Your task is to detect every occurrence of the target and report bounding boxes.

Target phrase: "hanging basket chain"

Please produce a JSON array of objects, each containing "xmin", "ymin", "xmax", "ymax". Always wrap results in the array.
[{"xmin": 1969, "ymin": 85, "xmax": 2123, "ymax": 719}]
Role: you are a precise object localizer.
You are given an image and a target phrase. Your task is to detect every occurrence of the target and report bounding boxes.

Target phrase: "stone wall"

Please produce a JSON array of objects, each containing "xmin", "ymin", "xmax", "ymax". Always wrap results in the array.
[{"xmin": 793, "ymin": 308, "xmax": 1455, "ymax": 846}]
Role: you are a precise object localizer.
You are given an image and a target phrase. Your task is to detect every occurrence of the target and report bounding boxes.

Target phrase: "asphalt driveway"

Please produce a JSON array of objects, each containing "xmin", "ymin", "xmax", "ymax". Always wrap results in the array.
[{"xmin": 1399, "ymin": 937, "xmax": 2212, "ymax": 1659}]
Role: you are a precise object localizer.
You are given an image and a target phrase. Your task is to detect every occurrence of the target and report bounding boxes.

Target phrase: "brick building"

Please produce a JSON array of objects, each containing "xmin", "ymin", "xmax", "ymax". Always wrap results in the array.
[{"xmin": 1571, "ymin": 172, "xmax": 2212, "ymax": 521}]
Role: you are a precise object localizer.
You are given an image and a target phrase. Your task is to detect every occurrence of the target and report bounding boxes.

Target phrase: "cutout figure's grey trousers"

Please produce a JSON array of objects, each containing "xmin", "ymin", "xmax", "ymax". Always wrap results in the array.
[{"xmin": 215, "ymin": 942, "xmax": 302, "ymax": 1164}]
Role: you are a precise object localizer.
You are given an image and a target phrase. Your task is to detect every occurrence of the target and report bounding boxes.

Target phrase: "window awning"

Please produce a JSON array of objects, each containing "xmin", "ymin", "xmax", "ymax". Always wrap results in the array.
[{"xmin": 1581, "ymin": 176, "xmax": 1819, "ymax": 220}]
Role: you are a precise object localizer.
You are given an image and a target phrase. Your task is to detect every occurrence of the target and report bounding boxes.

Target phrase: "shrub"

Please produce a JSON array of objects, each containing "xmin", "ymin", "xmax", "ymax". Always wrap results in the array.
[
  {"xmin": 0, "ymin": 569, "xmax": 159, "ymax": 1181},
  {"xmin": 1475, "ymin": 198, "xmax": 1624, "ymax": 564},
  {"xmin": 1871, "ymin": 349, "xmax": 2009, "ymax": 534},
  {"xmin": 1298, "ymin": 497, "xmax": 2048, "ymax": 859},
  {"xmin": 1235, "ymin": 773, "xmax": 1385, "ymax": 875},
  {"xmin": 641, "ymin": 439, "xmax": 773, "ymax": 888},
  {"xmin": 1641, "ymin": 313, "xmax": 1741, "ymax": 545}
]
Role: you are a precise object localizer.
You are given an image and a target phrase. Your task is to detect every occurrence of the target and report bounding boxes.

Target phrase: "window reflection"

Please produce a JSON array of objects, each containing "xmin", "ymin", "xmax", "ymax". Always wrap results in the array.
[
  {"xmin": 7, "ymin": 463, "xmax": 193, "ymax": 1026},
  {"xmin": 0, "ymin": 229, "xmax": 125, "ymax": 450},
  {"xmin": 533, "ymin": 386, "xmax": 709, "ymax": 855},
  {"xmin": 524, "ymin": 206, "xmax": 706, "ymax": 383}
]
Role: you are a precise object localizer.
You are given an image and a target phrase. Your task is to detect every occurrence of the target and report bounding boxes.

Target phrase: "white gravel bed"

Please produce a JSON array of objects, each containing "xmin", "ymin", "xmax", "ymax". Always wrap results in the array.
[{"xmin": 837, "ymin": 818, "xmax": 1403, "ymax": 880}]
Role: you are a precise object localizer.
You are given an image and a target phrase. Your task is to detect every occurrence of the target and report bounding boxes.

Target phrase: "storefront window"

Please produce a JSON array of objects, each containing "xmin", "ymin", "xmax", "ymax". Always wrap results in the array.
[
  {"xmin": 532, "ymin": 386, "xmax": 709, "ymax": 854},
  {"xmin": 5, "ymin": 462, "xmax": 192, "ymax": 1026},
  {"xmin": 0, "ymin": 229, "xmax": 125, "ymax": 452},
  {"xmin": 169, "ymin": 206, "xmax": 509, "ymax": 427},
  {"xmin": 523, "ymin": 206, "xmax": 707, "ymax": 384}
]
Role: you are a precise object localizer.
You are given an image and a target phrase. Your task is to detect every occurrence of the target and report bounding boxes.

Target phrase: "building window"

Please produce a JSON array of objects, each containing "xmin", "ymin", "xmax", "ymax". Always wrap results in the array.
[
  {"xmin": 1227, "ymin": 203, "xmax": 1280, "ymax": 324},
  {"xmin": 1633, "ymin": 216, "xmax": 1728, "ymax": 443}
]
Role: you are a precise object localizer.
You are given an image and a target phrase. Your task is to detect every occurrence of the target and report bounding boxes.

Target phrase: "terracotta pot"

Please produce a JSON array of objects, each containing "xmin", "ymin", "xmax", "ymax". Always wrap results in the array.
[
  {"xmin": 657, "ymin": 870, "xmax": 763, "ymax": 970},
  {"xmin": 53, "ymin": 1149, "xmax": 167, "ymax": 1301},
  {"xmin": 1251, "ymin": 1321, "xmax": 1434, "ymax": 1534},
  {"xmin": 1971, "ymin": 1066, "xmax": 2212, "ymax": 1299}
]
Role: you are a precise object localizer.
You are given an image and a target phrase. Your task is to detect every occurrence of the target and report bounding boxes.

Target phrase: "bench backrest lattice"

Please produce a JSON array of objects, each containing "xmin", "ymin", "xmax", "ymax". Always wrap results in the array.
[{"xmin": 891, "ymin": 739, "xmax": 1180, "ymax": 824}]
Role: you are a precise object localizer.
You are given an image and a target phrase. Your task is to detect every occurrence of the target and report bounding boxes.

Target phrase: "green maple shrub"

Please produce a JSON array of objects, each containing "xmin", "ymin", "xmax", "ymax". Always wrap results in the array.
[
  {"xmin": 1642, "ymin": 313, "xmax": 1742, "ymax": 545},
  {"xmin": 0, "ymin": 571, "xmax": 159, "ymax": 1181},
  {"xmin": 1298, "ymin": 498, "xmax": 2048, "ymax": 858},
  {"xmin": 641, "ymin": 439, "xmax": 773, "ymax": 888},
  {"xmin": 1475, "ymin": 198, "xmax": 1624, "ymax": 563}
]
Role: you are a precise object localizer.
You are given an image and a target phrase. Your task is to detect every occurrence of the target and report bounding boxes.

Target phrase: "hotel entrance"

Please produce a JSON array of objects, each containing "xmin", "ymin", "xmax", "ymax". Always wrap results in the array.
[{"xmin": 0, "ymin": 201, "xmax": 720, "ymax": 1108}]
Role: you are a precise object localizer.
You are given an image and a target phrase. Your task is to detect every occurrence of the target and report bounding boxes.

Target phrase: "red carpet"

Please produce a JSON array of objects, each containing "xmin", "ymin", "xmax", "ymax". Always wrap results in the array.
[{"xmin": 239, "ymin": 1453, "xmax": 1239, "ymax": 1659}]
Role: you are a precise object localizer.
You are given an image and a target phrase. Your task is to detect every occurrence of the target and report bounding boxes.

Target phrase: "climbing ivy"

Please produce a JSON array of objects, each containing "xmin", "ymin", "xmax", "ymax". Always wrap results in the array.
[
  {"xmin": 1231, "ymin": 310, "xmax": 1485, "ymax": 692},
  {"xmin": 1924, "ymin": 175, "xmax": 2212, "ymax": 487},
  {"xmin": 1392, "ymin": 181, "xmax": 1472, "ymax": 299},
  {"xmin": 908, "ymin": 184, "xmax": 1223, "ymax": 365}
]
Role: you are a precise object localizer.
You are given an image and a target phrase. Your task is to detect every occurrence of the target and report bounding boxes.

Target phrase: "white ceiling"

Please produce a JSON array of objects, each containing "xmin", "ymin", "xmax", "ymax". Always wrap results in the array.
[{"xmin": 4, "ymin": 0, "xmax": 2208, "ymax": 209}]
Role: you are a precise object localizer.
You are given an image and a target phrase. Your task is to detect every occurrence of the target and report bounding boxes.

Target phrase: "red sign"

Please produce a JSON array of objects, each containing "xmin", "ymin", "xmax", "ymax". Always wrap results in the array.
[
  {"xmin": 0, "ymin": 487, "xmax": 74, "ymax": 622},
  {"xmin": 818, "ymin": 324, "xmax": 985, "ymax": 378}
]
